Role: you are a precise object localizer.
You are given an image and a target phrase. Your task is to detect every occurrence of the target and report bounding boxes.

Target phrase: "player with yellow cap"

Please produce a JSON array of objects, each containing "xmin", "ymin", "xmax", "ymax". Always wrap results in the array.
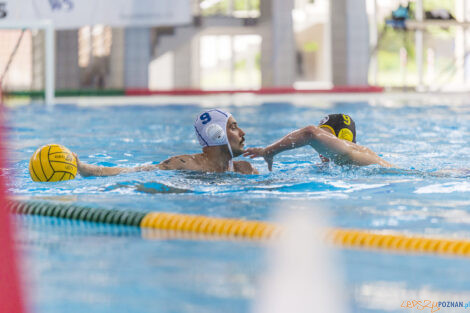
[{"xmin": 243, "ymin": 113, "xmax": 393, "ymax": 170}]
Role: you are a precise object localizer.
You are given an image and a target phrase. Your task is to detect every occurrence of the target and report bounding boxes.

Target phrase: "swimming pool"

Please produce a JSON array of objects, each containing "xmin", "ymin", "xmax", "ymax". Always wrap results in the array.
[{"xmin": 7, "ymin": 97, "xmax": 470, "ymax": 313}]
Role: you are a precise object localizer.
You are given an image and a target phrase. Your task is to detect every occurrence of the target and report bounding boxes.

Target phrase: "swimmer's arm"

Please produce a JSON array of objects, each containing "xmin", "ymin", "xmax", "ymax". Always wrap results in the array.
[
  {"xmin": 77, "ymin": 162, "xmax": 160, "ymax": 177},
  {"xmin": 75, "ymin": 153, "xmax": 160, "ymax": 177},
  {"xmin": 265, "ymin": 126, "xmax": 317, "ymax": 155},
  {"xmin": 265, "ymin": 125, "xmax": 394, "ymax": 167},
  {"xmin": 74, "ymin": 154, "xmax": 123, "ymax": 177},
  {"xmin": 243, "ymin": 126, "xmax": 319, "ymax": 171},
  {"xmin": 243, "ymin": 125, "xmax": 394, "ymax": 169},
  {"xmin": 307, "ymin": 128, "xmax": 394, "ymax": 168},
  {"xmin": 76, "ymin": 161, "xmax": 129, "ymax": 177},
  {"xmin": 234, "ymin": 161, "xmax": 259, "ymax": 175},
  {"xmin": 76, "ymin": 153, "xmax": 196, "ymax": 177}
]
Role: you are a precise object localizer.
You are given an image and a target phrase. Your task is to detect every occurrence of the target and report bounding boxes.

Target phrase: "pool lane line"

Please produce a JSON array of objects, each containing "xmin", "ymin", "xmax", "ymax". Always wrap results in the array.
[
  {"xmin": 9, "ymin": 200, "xmax": 470, "ymax": 257},
  {"xmin": 327, "ymin": 229, "xmax": 470, "ymax": 258},
  {"xmin": 140, "ymin": 212, "xmax": 280, "ymax": 240},
  {"xmin": 9, "ymin": 201, "xmax": 145, "ymax": 227}
]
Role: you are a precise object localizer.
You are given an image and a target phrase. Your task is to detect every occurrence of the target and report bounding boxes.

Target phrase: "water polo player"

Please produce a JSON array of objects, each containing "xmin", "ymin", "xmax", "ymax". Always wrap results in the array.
[
  {"xmin": 243, "ymin": 113, "xmax": 393, "ymax": 170},
  {"xmin": 75, "ymin": 109, "xmax": 258, "ymax": 176}
]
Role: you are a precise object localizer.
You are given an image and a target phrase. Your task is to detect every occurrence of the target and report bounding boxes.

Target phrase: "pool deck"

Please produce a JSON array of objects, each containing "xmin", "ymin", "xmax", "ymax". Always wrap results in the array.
[
  {"xmin": 5, "ymin": 91, "xmax": 470, "ymax": 108},
  {"xmin": 54, "ymin": 91, "xmax": 470, "ymax": 107}
]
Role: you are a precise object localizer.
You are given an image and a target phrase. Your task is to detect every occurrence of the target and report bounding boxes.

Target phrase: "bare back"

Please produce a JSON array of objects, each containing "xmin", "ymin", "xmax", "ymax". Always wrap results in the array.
[
  {"xmin": 157, "ymin": 155, "xmax": 258, "ymax": 174},
  {"xmin": 157, "ymin": 154, "xmax": 206, "ymax": 171}
]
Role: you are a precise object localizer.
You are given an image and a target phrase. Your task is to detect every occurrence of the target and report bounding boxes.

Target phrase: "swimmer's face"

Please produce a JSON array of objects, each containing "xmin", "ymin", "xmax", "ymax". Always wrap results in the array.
[{"xmin": 226, "ymin": 116, "xmax": 245, "ymax": 157}]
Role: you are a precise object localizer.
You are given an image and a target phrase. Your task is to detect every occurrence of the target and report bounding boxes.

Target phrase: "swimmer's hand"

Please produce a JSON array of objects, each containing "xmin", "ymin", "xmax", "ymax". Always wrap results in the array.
[
  {"xmin": 73, "ymin": 153, "xmax": 87, "ymax": 177},
  {"xmin": 243, "ymin": 147, "xmax": 274, "ymax": 171},
  {"xmin": 73, "ymin": 153, "xmax": 97, "ymax": 177}
]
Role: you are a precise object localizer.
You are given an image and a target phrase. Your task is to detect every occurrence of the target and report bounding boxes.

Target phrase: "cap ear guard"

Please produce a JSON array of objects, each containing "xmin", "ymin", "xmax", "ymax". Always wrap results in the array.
[
  {"xmin": 205, "ymin": 124, "xmax": 226, "ymax": 145},
  {"xmin": 338, "ymin": 128, "xmax": 354, "ymax": 142}
]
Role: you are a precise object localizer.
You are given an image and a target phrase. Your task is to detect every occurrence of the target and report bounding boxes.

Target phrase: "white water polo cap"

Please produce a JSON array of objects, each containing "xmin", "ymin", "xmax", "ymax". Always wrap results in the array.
[{"xmin": 194, "ymin": 109, "xmax": 233, "ymax": 157}]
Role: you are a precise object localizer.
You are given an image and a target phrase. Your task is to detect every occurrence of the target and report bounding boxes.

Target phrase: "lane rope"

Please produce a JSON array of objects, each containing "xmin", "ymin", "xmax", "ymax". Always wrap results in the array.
[{"xmin": 10, "ymin": 200, "xmax": 470, "ymax": 257}]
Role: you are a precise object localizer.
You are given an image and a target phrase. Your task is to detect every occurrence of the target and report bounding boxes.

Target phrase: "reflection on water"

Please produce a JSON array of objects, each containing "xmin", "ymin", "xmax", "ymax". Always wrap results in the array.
[{"xmin": 102, "ymin": 181, "xmax": 190, "ymax": 194}]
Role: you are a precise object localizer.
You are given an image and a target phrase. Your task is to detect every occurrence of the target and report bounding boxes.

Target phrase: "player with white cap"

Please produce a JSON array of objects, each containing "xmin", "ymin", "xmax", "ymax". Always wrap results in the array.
[
  {"xmin": 194, "ymin": 109, "xmax": 236, "ymax": 170},
  {"xmin": 75, "ymin": 109, "xmax": 258, "ymax": 176}
]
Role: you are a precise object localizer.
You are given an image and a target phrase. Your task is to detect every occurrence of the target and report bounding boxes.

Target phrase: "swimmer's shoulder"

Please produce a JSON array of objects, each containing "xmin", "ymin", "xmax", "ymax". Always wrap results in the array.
[
  {"xmin": 234, "ymin": 160, "xmax": 259, "ymax": 175},
  {"xmin": 158, "ymin": 154, "xmax": 202, "ymax": 170}
]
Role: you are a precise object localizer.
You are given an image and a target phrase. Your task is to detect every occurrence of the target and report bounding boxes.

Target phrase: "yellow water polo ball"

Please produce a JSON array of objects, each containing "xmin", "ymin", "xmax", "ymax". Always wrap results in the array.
[{"xmin": 29, "ymin": 144, "xmax": 77, "ymax": 182}]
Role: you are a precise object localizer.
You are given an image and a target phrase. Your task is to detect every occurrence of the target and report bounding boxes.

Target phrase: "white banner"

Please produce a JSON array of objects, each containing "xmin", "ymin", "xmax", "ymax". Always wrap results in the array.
[{"xmin": 0, "ymin": 0, "xmax": 192, "ymax": 29}]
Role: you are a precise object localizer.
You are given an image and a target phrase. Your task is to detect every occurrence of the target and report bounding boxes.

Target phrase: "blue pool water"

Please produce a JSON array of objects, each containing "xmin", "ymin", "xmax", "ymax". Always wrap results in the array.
[{"xmin": 6, "ymin": 100, "xmax": 470, "ymax": 313}]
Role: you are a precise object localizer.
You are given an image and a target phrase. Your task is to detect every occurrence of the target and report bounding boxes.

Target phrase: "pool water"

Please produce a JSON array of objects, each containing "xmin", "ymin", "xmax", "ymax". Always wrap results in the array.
[{"xmin": 6, "ymin": 100, "xmax": 470, "ymax": 313}]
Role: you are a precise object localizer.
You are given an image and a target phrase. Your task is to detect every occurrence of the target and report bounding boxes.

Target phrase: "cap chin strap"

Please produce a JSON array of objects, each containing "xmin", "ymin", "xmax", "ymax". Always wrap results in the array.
[
  {"xmin": 227, "ymin": 141, "xmax": 234, "ymax": 171},
  {"xmin": 223, "ymin": 114, "xmax": 234, "ymax": 171}
]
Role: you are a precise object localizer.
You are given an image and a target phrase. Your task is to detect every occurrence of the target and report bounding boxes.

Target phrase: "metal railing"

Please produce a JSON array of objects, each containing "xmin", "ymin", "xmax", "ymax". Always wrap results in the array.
[{"xmin": 196, "ymin": 0, "xmax": 260, "ymax": 18}]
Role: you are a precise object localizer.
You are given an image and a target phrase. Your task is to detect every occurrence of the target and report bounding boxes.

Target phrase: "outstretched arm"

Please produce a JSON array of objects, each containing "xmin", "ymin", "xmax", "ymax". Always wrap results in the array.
[
  {"xmin": 74, "ymin": 154, "xmax": 160, "ymax": 177},
  {"xmin": 304, "ymin": 126, "xmax": 394, "ymax": 167},
  {"xmin": 243, "ymin": 125, "xmax": 393, "ymax": 170},
  {"xmin": 74, "ymin": 153, "xmax": 199, "ymax": 177},
  {"xmin": 243, "ymin": 126, "xmax": 314, "ymax": 171}
]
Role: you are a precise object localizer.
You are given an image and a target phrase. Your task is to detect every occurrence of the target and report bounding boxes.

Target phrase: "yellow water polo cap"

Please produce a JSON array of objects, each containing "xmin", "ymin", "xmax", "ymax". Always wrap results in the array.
[{"xmin": 318, "ymin": 114, "xmax": 356, "ymax": 143}]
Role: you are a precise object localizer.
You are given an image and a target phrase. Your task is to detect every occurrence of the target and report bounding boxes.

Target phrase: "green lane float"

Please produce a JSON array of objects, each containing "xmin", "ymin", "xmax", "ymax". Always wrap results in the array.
[{"xmin": 9, "ymin": 200, "xmax": 470, "ymax": 258}]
